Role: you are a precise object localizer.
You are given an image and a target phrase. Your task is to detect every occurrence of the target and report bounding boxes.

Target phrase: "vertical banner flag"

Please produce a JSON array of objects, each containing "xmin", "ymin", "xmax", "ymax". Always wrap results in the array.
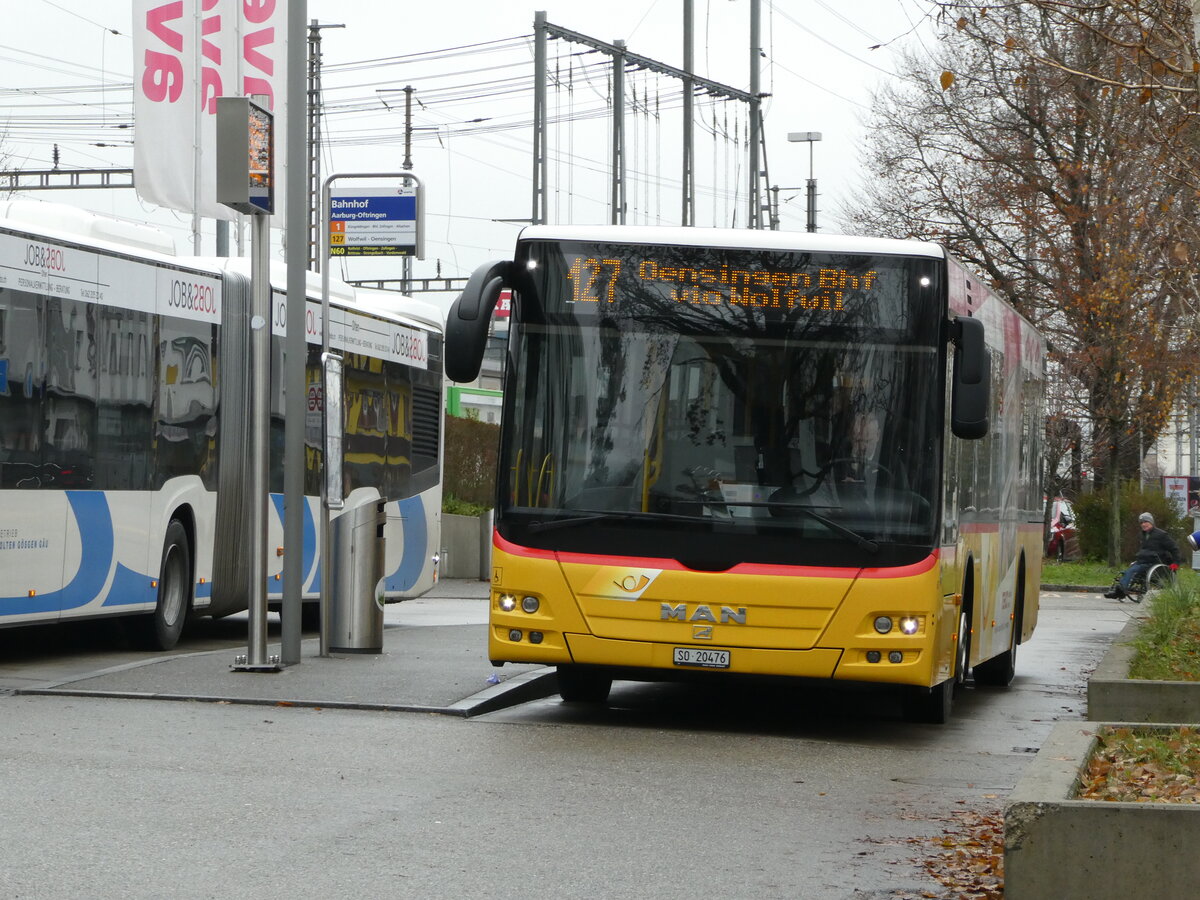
[{"xmin": 133, "ymin": 0, "xmax": 287, "ymax": 221}]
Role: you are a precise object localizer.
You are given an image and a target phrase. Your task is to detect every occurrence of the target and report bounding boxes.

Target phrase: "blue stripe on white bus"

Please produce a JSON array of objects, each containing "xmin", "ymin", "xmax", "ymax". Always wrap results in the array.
[
  {"xmin": 1, "ymin": 489, "xmax": 433, "ymax": 617},
  {"xmin": 0, "ymin": 492, "xmax": 151, "ymax": 615}
]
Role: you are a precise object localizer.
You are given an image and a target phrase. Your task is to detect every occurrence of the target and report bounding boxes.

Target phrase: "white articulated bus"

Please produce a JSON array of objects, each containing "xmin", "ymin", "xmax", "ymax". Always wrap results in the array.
[{"xmin": 0, "ymin": 201, "xmax": 442, "ymax": 648}]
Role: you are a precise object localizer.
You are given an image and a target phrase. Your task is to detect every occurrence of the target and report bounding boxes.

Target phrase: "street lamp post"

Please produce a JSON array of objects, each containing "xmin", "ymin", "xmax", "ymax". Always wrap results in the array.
[{"xmin": 787, "ymin": 131, "xmax": 822, "ymax": 232}]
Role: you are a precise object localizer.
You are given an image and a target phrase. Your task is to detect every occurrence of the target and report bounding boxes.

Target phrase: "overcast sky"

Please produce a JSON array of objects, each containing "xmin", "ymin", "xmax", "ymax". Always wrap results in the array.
[{"xmin": 2, "ymin": 0, "xmax": 938, "ymax": 308}]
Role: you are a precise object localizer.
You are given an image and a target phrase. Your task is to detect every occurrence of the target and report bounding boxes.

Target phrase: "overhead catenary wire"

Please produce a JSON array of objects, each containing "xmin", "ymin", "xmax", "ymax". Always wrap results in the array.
[{"xmin": 3, "ymin": 8, "xmax": 869, "ymax": 231}]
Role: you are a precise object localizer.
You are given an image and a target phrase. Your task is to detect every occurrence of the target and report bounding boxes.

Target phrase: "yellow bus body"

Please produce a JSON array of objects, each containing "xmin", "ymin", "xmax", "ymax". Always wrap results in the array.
[{"xmin": 489, "ymin": 525, "xmax": 1042, "ymax": 689}]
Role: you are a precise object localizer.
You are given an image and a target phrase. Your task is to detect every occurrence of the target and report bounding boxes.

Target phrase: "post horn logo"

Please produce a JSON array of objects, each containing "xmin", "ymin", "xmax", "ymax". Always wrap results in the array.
[{"xmin": 614, "ymin": 574, "xmax": 651, "ymax": 593}]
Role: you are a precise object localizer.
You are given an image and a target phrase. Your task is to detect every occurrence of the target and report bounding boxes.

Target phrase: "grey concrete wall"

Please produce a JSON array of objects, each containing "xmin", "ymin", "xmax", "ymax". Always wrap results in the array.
[
  {"xmin": 1088, "ymin": 616, "xmax": 1200, "ymax": 722},
  {"xmin": 440, "ymin": 513, "xmax": 479, "ymax": 579},
  {"xmin": 1005, "ymin": 722, "xmax": 1200, "ymax": 899},
  {"xmin": 439, "ymin": 513, "xmax": 492, "ymax": 581}
]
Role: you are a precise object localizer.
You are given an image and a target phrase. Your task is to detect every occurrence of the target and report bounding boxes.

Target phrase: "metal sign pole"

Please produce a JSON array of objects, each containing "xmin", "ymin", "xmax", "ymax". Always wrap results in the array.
[
  {"xmin": 320, "ymin": 176, "xmax": 339, "ymax": 658},
  {"xmin": 218, "ymin": 94, "xmax": 280, "ymax": 673},
  {"xmin": 318, "ymin": 170, "xmax": 424, "ymax": 656},
  {"xmin": 281, "ymin": 0, "xmax": 308, "ymax": 667},
  {"xmin": 239, "ymin": 209, "xmax": 279, "ymax": 670}
]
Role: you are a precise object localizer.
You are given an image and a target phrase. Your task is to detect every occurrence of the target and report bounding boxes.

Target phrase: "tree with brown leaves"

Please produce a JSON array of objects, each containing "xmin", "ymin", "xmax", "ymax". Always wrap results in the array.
[{"xmin": 844, "ymin": 3, "xmax": 1200, "ymax": 563}]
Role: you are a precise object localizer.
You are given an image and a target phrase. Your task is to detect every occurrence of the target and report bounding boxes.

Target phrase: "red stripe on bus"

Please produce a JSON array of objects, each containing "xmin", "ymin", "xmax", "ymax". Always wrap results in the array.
[
  {"xmin": 858, "ymin": 553, "xmax": 939, "ymax": 578},
  {"xmin": 494, "ymin": 533, "xmax": 939, "ymax": 579},
  {"xmin": 494, "ymin": 531, "xmax": 558, "ymax": 560}
]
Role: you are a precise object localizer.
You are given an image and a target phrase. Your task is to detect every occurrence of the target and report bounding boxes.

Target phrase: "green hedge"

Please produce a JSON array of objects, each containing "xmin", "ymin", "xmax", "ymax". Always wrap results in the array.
[
  {"xmin": 1073, "ymin": 482, "xmax": 1187, "ymax": 562},
  {"xmin": 442, "ymin": 413, "xmax": 499, "ymax": 511}
]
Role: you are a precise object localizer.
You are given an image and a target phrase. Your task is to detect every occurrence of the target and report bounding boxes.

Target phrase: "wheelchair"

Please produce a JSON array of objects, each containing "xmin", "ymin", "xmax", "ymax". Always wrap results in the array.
[{"xmin": 1112, "ymin": 561, "xmax": 1177, "ymax": 603}]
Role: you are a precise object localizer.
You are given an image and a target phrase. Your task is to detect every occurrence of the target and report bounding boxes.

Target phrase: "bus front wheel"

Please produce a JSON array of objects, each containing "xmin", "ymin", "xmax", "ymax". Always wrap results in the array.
[
  {"xmin": 903, "ymin": 609, "xmax": 967, "ymax": 724},
  {"xmin": 556, "ymin": 665, "xmax": 612, "ymax": 704},
  {"xmin": 138, "ymin": 520, "xmax": 192, "ymax": 651}
]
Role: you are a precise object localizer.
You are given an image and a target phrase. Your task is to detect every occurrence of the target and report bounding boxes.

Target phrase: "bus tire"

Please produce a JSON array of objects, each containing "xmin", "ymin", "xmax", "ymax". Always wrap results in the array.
[
  {"xmin": 973, "ymin": 620, "xmax": 1018, "ymax": 687},
  {"xmin": 139, "ymin": 520, "xmax": 192, "ymax": 651},
  {"xmin": 903, "ymin": 609, "xmax": 967, "ymax": 724},
  {"xmin": 557, "ymin": 665, "xmax": 612, "ymax": 704},
  {"xmin": 903, "ymin": 678, "xmax": 953, "ymax": 725}
]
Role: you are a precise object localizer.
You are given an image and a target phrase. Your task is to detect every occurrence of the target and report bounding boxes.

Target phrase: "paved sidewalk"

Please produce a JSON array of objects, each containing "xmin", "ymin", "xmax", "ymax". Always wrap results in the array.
[{"xmin": 14, "ymin": 578, "xmax": 560, "ymax": 716}]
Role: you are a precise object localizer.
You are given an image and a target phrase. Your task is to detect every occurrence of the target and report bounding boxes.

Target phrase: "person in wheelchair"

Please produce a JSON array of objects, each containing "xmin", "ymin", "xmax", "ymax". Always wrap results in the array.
[{"xmin": 1105, "ymin": 512, "xmax": 1181, "ymax": 601}]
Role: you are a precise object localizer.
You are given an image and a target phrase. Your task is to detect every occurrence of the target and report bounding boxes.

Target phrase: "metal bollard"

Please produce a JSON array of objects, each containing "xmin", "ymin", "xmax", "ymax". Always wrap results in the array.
[{"xmin": 328, "ymin": 496, "xmax": 387, "ymax": 653}]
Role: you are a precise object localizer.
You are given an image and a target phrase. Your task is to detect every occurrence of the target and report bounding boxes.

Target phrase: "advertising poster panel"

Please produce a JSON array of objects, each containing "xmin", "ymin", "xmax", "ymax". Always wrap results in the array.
[{"xmin": 133, "ymin": 0, "xmax": 288, "ymax": 220}]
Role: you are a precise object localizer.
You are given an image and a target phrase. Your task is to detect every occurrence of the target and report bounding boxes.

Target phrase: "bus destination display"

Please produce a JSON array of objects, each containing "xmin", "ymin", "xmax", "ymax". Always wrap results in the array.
[{"xmin": 566, "ymin": 254, "xmax": 882, "ymax": 312}]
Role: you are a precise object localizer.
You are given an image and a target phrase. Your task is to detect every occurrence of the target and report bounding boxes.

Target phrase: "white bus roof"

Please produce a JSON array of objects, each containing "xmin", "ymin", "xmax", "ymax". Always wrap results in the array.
[
  {"xmin": 0, "ymin": 199, "xmax": 443, "ymax": 335},
  {"xmin": 517, "ymin": 224, "xmax": 946, "ymax": 260},
  {"xmin": 0, "ymin": 199, "xmax": 178, "ymax": 258},
  {"xmin": 187, "ymin": 256, "xmax": 444, "ymax": 335},
  {"xmin": 352, "ymin": 285, "xmax": 445, "ymax": 335}
]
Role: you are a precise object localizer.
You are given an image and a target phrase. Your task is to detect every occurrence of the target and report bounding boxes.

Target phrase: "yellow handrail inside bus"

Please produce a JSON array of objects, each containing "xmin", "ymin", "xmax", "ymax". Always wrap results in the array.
[
  {"xmin": 534, "ymin": 453, "xmax": 554, "ymax": 508},
  {"xmin": 642, "ymin": 451, "xmax": 660, "ymax": 512},
  {"xmin": 512, "ymin": 448, "xmax": 523, "ymax": 506}
]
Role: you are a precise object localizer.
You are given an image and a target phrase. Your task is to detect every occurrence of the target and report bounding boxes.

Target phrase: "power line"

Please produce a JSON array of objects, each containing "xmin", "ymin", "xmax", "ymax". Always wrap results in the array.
[
  {"xmin": 36, "ymin": 0, "xmax": 127, "ymax": 36},
  {"xmin": 765, "ymin": 5, "xmax": 896, "ymax": 79}
]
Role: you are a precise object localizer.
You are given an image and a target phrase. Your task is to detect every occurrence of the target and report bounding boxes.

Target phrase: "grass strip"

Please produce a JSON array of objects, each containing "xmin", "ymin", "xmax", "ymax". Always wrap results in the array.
[{"xmin": 1128, "ymin": 584, "xmax": 1200, "ymax": 682}]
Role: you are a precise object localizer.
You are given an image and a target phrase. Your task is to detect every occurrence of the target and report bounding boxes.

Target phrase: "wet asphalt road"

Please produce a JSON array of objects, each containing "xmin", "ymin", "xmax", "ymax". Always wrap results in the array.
[{"xmin": 0, "ymin": 589, "xmax": 1128, "ymax": 899}]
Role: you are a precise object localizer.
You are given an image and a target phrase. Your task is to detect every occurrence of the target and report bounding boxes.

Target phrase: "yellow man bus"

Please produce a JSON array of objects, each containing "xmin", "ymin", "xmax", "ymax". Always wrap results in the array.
[{"xmin": 447, "ymin": 226, "xmax": 1045, "ymax": 722}]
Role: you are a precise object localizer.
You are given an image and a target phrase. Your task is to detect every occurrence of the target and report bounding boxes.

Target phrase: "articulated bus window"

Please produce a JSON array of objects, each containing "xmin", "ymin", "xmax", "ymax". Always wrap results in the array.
[
  {"xmin": 0, "ymin": 290, "xmax": 46, "ymax": 488},
  {"xmin": 154, "ymin": 316, "xmax": 217, "ymax": 490},
  {"xmin": 276, "ymin": 322, "xmax": 440, "ymax": 501},
  {"xmin": 96, "ymin": 304, "xmax": 156, "ymax": 491},
  {"xmin": 42, "ymin": 298, "xmax": 97, "ymax": 489}
]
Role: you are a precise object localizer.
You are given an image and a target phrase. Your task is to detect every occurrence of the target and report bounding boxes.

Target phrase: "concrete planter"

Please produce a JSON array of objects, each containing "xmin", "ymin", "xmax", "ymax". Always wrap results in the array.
[
  {"xmin": 439, "ymin": 511, "xmax": 493, "ymax": 580},
  {"xmin": 1005, "ymin": 722, "xmax": 1199, "ymax": 898},
  {"xmin": 1087, "ymin": 615, "xmax": 1200, "ymax": 722}
]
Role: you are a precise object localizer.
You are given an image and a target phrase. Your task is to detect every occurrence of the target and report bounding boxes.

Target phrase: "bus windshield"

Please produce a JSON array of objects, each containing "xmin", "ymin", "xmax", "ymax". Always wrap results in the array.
[{"xmin": 499, "ymin": 239, "xmax": 945, "ymax": 569}]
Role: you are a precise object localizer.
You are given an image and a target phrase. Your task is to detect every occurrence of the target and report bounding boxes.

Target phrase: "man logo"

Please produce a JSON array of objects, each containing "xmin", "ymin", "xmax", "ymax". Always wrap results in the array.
[
  {"xmin": 614, "ymin": 574, "xmax": 651, "ymax": 593},
  {"xmin": 661, "ymin": 603, "xmax": 747, "ymax": 624}
]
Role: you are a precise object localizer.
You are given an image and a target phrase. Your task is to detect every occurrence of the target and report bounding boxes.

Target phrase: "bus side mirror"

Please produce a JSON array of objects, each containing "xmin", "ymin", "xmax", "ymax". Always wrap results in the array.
[
  {"xmin": 950, "ymin": 316, "xmax": 989, "ymax": 440},
  {"xmin": 446, "ymin": 259, "xmax": 512, "ymax": 383}
]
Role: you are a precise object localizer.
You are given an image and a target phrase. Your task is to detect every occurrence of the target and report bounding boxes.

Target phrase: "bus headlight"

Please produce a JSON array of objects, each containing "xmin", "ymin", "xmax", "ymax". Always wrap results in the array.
[
  {"xmin": 521, "ymin": 595, "xmax": 540, "ymax": 614},
  {"xmin": 498, "ymin": 594, "xmax": 517, "ymax": 612},
  {"xmin": 899, "ymin": 616, "xmax": 920, "ymax": 635},
  {"xmin": 873, "ymin": 616, "xmax": 893, "ymax": 634}
]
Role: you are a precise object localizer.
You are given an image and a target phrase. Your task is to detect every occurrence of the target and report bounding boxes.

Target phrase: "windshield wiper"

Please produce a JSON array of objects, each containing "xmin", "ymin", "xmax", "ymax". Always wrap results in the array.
[{"xmin": 526, "ymin": 512, "xmax": 620, "ymax": 532}]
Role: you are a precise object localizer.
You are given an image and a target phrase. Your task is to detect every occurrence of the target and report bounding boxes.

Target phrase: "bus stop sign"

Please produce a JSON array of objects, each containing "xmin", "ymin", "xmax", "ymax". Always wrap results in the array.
[{"xmin": 329, "ymin": 187, "xmax": 419, "ymax": 257}]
